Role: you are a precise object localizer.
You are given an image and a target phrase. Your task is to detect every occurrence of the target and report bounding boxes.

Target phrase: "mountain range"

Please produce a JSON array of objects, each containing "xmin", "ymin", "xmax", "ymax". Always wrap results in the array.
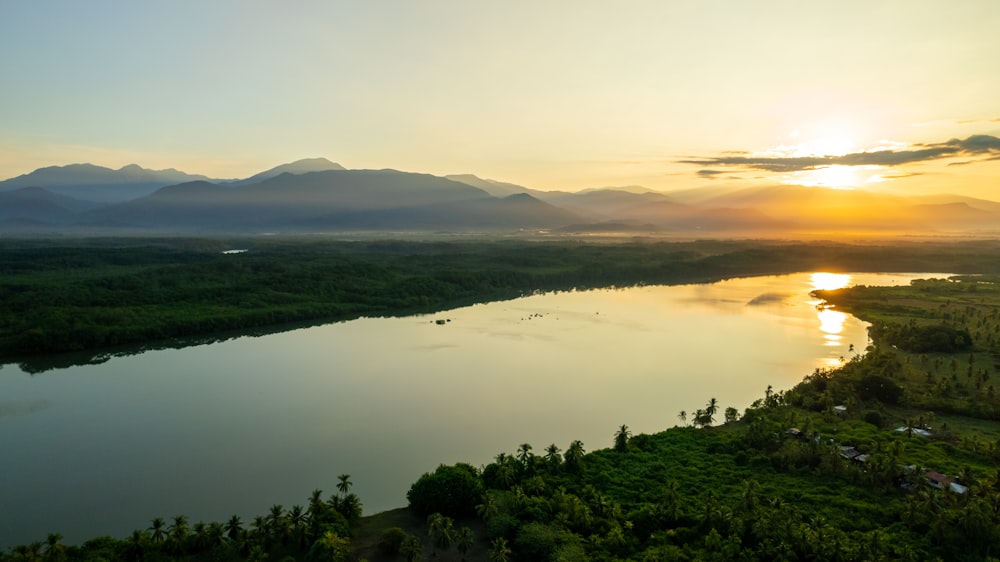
[{"xmin": 1, "ymin": 159, "xmax": 998, "ymax": 235}]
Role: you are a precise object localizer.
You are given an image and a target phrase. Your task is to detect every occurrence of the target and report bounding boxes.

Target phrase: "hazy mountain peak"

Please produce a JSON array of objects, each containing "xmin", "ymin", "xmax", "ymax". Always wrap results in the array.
[
  {"xmin": 236, "ymin": 158, "xmax": 346, "ymax": 185},
  {"xmin": 579, "ymin": 185, "xmax": 659, "ymax": 195}
]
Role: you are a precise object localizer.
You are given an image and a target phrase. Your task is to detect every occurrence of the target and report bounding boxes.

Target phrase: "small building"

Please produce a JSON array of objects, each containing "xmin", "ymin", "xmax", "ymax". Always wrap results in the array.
[
  {"xmin": 839, "ymin": 446, "xmax": 861, "ymax": 460},
  {"xmin": 926, "ymin": 471, "xmax": 967, "ymax": 493}
]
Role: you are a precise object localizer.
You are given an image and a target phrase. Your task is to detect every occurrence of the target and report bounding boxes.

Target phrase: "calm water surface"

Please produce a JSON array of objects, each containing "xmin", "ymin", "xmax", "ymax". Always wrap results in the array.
[{"xmin": 0, "ymin": 272, "xmax": 941, "ymax": 546}]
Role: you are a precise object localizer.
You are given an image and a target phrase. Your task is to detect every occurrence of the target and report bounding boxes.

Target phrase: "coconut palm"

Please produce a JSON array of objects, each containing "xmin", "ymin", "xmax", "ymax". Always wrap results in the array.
[
  {"xmin": 428, "ymin": 512, "xmax": 455, "ymax": 554},
  {"xmin": 544, "ymin": 443, "xmax": 562, "ymax": 472},
  {"xmin": 490, "ymin": 537, "xmax": 512, "ymax": 562},
  {"xmin": 516, "ymin": 443, "xmax": 534, "ymax": 470},
  {"xmin": 225, "ymin": 515, "xmax": 244, "ymax": 542},
  {"xmin": 565, "ymin": 440, "xmax": 586, "ymax": 472},
  {"xmin": 287, "ymin": 504, "xmax": 306, "ymax": 546},
  {"xmin": 123, "ymin": 530, "xmax": 146, "ymax": 562},
  {"xmin": 401, "ymin": 535, "xmax": 422, "ymax": 562},
  {"xmin": 149, "ymin": 517, "xmax": 166, "ymax": 544},
  {"xmin": 476, "ymin": 491, "xmax": 500, "ymax": 521},
  {"xmin": 339, "ymin": 493, "xmax": 364, "ymax": 524},
  {"xmin": 166, "ymin": 515, "xmax": 190, "ymax": 555},
  {"xmin": 678, "ymin": 410, "xmax": 687, "ymax": 426},
  {"xmin": 43, "ymin": 532, "xmax": 66, "ymax": 562},
  {"xmin": 456, "ymin": 526, "xmax": 475, "ymax": 560},
  {"xmin": 267, "ymin": 504, "xmax": 286, "ymax": 544},
  {"xmin": 614, "ymin": 424, "xmax": 631, "ymax": 452},
  {"xmin": 705, "ymin": 397, "xmax": 719, "ymax": 421}
]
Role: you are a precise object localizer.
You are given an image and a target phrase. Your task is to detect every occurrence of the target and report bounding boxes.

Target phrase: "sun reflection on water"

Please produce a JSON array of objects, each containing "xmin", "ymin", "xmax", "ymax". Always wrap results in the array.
[
  {"xmin": 810, "ymin": 272, "xmax": 853, "ymax": 361},
  {"xmin": 811, "ymin": 272, "xmax": 852, "ymax": 291}
]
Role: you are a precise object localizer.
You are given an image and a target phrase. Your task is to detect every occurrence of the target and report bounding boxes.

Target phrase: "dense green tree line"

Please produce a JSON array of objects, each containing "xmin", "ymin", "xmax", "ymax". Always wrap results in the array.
[
  {"xmin": 6, "ymin": 237, "xmax": 1000, "ymax": 373},
  {"xmin": 1, "ymin": 485, "xmax": 362, "ymax": 561},
  {"xmin": 7, "ymin": 262, "xmax": 1000, "ymax": 560}
]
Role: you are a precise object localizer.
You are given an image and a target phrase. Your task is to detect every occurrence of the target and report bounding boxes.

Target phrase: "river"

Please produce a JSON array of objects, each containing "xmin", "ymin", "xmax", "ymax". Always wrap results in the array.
[{"xmin": 0, "ymin": 272, "xmax": 942, "ymax": 546}]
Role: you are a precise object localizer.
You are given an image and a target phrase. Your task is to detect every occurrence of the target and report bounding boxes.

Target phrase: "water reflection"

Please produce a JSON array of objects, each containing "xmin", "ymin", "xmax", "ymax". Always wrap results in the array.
[
  {"xmin": 0, "ymin": 272, "xmax": 942, "ymax": 547},
  {"xmin": 810, "ymin": 272, "xmax": 852, "ymax": 291}
]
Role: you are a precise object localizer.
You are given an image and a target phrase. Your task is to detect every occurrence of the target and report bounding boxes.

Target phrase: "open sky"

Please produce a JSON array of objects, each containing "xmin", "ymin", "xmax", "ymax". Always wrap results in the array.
[{"xmin": 2, "ymin": 1, "xmax": 999, "ymax": 198}]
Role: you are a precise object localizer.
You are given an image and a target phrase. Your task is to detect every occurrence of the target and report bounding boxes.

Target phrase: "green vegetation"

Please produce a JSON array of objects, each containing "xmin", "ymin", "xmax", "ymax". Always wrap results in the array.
[
  {"xmin": 5, "ymin": 239, "xmax": 1000, "ymax": 560},
  {"xmin": 0, "ymin": 487, "xmax": 360, "ymax": 561},
  {"xmin": 5, "ymin": 236, "xmax": 1000, "ymax": 373}
]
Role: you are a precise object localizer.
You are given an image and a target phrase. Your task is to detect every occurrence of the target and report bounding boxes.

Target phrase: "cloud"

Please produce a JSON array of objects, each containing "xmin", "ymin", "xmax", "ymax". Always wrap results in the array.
[
  {"xmin": 681, "ymin": 134, "xmax": 1000, "ymax": 173},
  {"xmin": 956, "ymin": 117, "xmax": 1000, "ymax": 124}
]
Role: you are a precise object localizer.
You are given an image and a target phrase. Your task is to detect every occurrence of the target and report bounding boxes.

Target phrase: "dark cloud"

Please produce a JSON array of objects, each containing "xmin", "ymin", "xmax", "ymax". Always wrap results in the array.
[
  {"xmin": 682, "ymin": 134, "xmax": 1000, "ymax": 173},
  {"xmin": 696, "ymin": 169, "xmax": 727, "ymax": 177}
]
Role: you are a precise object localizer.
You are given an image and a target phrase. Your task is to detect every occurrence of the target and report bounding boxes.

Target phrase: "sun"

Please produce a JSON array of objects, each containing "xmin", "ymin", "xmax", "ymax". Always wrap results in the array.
[
  {"xmin": 769, "ymin": 123, "xmax": 889, "ymax": 189},
  {"xmin": 783, "ymin": 164, "xmax": 885, "ymax": 190},
  {"xmin": 810, "ymin": 272, "xmax": 851, "ymax": 291}
]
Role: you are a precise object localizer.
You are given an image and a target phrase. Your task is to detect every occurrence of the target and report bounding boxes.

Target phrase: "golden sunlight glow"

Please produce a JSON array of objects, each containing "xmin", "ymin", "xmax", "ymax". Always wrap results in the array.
[
  {"xmin": 818, "ymin": 308, "xmax": 848, "ymax": 346},
  {"xmin": 783, "ymin": 165, "xmax": 886, "ymax": 189},
  {"xmin": 810, "ymin": 272, "xmax": 851, "ymax": 291}
]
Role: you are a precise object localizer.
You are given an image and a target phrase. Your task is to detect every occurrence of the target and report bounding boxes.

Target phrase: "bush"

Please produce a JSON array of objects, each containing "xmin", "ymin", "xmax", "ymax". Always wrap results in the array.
[
  {"xmin": 863, "ymin": 410, "xmax": 884, "ymax": 428},
  {"xmin": 407, "ymin": 462, "xmax": 484, "ymax": 518},
  {"xmin": 855, "ymin": 374, "xmax": 903, "ymax": 405},
  {"xmin": 378, "ymin": 527, "xmax": 409, "ymax": 556}
]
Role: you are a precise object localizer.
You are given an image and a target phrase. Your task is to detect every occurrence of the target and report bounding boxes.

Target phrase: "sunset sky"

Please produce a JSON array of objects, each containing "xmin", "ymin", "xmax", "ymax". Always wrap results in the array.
[{"xmin": 2, "ymin": 1, "xmax": 999, "ymax": 198}]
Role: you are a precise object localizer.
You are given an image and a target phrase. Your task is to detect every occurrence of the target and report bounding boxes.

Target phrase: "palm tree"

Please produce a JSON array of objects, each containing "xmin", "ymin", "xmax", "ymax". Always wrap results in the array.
[
  {"xmin": 123, "ymin": 530, "xmax": 146, "ymax": 562},
  {"xmin": 337, "ymin": 493, "xmax": 363, "ymax": 524},
  {"xmin": 428, "ymin": 512, "xmax": 455, "ymax": 554},
  {"xmin": 205, "ymin": 522, "xmax": 225, "ymax": 550},
  {"xmin": 516, "ymin": 443, "xmax": 534, "ymax": 470},
  {"xmin": 456, "ymin": 526, "xmax": 475, "ymax": 560},
  {"xmin": 149, "ymin": 517, "xmax": 166, "ymax": 544},
  {"xmin": 167, "ymin": 515, "xmax": 190, "ymax": 555},
  {"xmin": 544, "ymin": 443, "xmax": 562, "ymax": 472},
  {"xmin": 678, "ymin": 410, "xmax": 687, "ymax": 426},
  {"xmin": 337, "ymin": 473, "xmax": 352, "ymax": 497},
  {"xmin": 288, "ymin": 504, "xmax": 306, "ymax": 546},
  {"xmin": 476, "ymin": 491, "xmax": 500, "ymax": 521},
  {"xmin": 250, "ymin": 516, "xmax": 268, "ymax": 545},
  {"xmin": 401, "ymin": 535, "xmax": 422, "ymax": 562},
  {"xmin": 246, "ymin": 544, "xmax": 268, "ymax": 562},
  {"xmin": 225, "ymin": 515, "xmax": 244, "ymax": 542},
  {"xmin": 191, "ymin": 521, "xmax": 208, "ymax": 552},
  {"xmin": 565, "ymin": 440, "xmax": 585, "ymax": 472},
  {"xmin": 663, "ymin": 479, "xmax": 681, "ymax": 522},
  {"xmin": 490, "ymin": 537, "xmax": 512, "ymax": 562},
  {"xmin": 705, "ymin": 397, "xmax": 719, "ymax": 422},
  {"xmin": 267, "ymin": 504, "xmax": 286, "ymax": 544},
  {"xmin": 43, "ymin": 532, "xmax": 66, "ymax": 562},
  {"xmin": 614, "ymin": 424, "xmax": 631, "ymax": 452}
]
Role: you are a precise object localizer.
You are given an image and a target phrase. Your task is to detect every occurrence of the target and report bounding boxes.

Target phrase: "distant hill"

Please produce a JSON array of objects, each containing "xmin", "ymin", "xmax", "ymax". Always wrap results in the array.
[
  {"xmin": 445, "ymin": 174, "xmax": 552, "ymax": 199},
  {"xmin": 231, "ymin": 157, "xmax": 346, "ymax": 185},
  {"xmin": 0, "ymin": 163, "xmax": 218, "ymax": 203},
  {"xmin": 0, "ymin": 187, "xmax": 104, "ymax": 225},
  {"xmin": 4, "ymin": 159, "xmax": 999, "ymax": 235},
  {"xmin": 542, "ymin": 189, "xmax": 680, "ymax": 220},
  {"xmin": 86, "ymin": 169, "xmax": 578, "ymax": 232},
  {"xmin": 578, "ymin": 185, "xmax": 662, "ymax": 195}
]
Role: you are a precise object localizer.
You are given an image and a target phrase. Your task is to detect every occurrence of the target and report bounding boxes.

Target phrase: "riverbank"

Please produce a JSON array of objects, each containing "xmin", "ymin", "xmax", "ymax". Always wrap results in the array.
[{"xmin": 5, "ymin": 237, "xmax": 1000, "ymax": 373}]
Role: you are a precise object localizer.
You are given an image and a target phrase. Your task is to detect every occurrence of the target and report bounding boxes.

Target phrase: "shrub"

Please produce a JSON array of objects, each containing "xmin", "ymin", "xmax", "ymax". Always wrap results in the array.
[
  {"xmin": 407, "ymin": 463, "xmax": 484, "ymax": 518},
  {"xmin": 378, "ymin": 527, "xmax": 409, "ymax": 556},
  {"xmin": 863, "ymin": 410, "xmax": 884, "ymax": 428}
]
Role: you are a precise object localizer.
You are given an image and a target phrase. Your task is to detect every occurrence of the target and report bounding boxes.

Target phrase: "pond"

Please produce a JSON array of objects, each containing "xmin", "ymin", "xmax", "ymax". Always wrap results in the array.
[{"xmin": 0, "ymin": 272, "xmax": 941, "ymax": 546}]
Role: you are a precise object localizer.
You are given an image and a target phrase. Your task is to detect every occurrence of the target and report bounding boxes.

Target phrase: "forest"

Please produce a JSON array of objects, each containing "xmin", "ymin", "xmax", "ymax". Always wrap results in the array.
[
  {"xmin": 4, "ymin": 237, "xmax": 1000, "ymax": 560},
  {"xmin": 5, "ymin": 260, "xmax": 1000, "ymax": 560},
  {"xmin": 5, "ymin": 236, "xmax": 1000, "ymax": 373}
]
